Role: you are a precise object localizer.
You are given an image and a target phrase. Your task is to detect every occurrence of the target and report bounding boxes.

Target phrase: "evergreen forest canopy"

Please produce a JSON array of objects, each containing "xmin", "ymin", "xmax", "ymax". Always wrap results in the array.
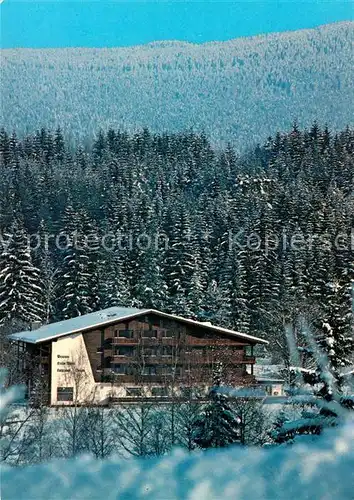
[
  {"xmin": 0, "ymin": 123, "xmax": 353, "ymax": 366},
  {"xmin": 1, "ymin": 22, "xmax": 353, "ymax": 149}
]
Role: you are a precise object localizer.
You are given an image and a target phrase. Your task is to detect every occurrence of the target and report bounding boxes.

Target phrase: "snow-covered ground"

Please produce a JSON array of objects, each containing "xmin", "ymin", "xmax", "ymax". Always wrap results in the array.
[{"xmin": 2, "ymin": 421, "xmax": 354, "ymax": 499}]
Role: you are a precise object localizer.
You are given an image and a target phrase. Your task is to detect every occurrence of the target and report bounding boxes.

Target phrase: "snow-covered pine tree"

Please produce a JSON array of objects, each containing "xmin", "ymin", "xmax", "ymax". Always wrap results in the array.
[
  {"xmin": 273, "ymin": 312, "xmax": 353, "ymax": 444},
  {"xmin": 185, "ymin": 250, "xmax": 206, "ymax": 319},
  {"xmin": 220, "ymin": 244, "xmax": 250, "ymax": 332},
  {"xmin": 192, "ymin": 362, "xmax": 240, "ymax": 449},
  {"xmin": 56, "ymin": 205, "xmax": 92, "ymax": 319},
  {"xmin": 99, "ymin": 250, "xmax": 131, "ymax": 308},
  {"xmin": 0, "ymin": 219, "xmax": 45, "ymax": 326},
  {"xmin": 163, "ymin": 203, "xmax": 196, "ymax": 315},
  {"xmin": 0, "ymin": 128, "xmax": 11, "ymax": 167},
  {"xmin": 200, "ymin": 279, "xmax": 231, "ymax": 327},
  {"xmin": 134, "ymin": 247, "xmax": 167, "ymax": 310},
  {"xmin": 54, "ymin": 127, "xmax": 65, "ymax": 163},
  {"xmin": 318, "ymin": 279, "xmax": 353, "ymax": 392},
  {"xmin": 33, "ymin": 220, "xmax": 58, "ymax": 323},
  {"xmin": 79, "ymin": 209, "xmax": 102, "ymax": 312}
]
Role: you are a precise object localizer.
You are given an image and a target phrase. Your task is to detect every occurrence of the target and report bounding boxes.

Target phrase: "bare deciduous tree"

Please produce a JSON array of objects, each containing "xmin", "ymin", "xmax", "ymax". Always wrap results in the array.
[
  {"xmin": 83, "ymin": 406, "xmax": 117, "ymax": 459},
  {"xmin": 58, "ymin": 347, "xmax": 95, "ymax": 457},
  {"xmin": 231, "ymin": 395, "xmax": 269, "ymax": 446}
]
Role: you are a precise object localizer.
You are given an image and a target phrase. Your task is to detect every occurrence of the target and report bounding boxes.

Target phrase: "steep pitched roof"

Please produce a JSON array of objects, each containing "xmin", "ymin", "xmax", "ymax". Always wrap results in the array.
[{"xmin": 9, "ymin": 307, "xmax": 268, "ymax": 345}]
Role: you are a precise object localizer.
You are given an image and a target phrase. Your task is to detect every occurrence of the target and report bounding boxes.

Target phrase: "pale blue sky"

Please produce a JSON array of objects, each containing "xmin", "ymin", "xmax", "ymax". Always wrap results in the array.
[{"xmin": 1, "ymin": 1, "xmax": 353, "ymax": 49}]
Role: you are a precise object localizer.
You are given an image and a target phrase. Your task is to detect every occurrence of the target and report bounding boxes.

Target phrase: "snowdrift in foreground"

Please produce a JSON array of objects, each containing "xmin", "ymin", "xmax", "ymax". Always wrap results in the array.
[{"xmin": 3, "ymin": 423, "xmax": 354, "ymax": 500}]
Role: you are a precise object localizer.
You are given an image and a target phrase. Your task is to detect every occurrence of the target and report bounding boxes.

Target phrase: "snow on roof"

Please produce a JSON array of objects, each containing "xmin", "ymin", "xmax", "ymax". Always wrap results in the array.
[
  {"xmin": 257, "ymin": 377, "xmax": 285, "ymax": 383},
  {"xmin": 152, "ymin": 311, "xmax": 268, "ymax": 344},
  {"xmin": 9, "ymin": 307, "xmax": 268, "ymax": 345},
  {"xmin": 9, "ymin": 307, "xmax": 148, "ymax": 344},
  {"xmin": 254, "ymin": 364, "xmax": 283, "ymax": 378}
]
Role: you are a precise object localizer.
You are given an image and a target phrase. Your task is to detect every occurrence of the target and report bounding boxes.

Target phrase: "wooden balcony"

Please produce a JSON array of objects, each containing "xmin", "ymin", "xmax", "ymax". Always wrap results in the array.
[
  {"xmin": 140, "ymin": 337, "xmax": 160, "ymax": 345},
  {"xmin": 111, "ymin": 338, "xmax": 138, "ymax": 345},
  {"xmin": 111, "ymin": 337, "xmax": 163, "ymax": 344},
  {"xmin": 108, "ymin": 374, "xmax": 172, "ymax": 384},
  {"xmin": 110, "ymin": 355, "xmax": 136, "ymax": 363},
  {"xmin": 186, "ymin": 338, "xmax": 245, "ymax": 347},
  {"xmin": 110, "ymin": 355, "xmax": 179, "ymax": 365},
  {"xmin": 160, "ymin": 337, "xmax": 179, "ymax": 346},
  {"xmin": 183, "ymin": 352, "xmax": 253, "ymax": 365},
  {"xmin": 109, "ymin": 353, "xmax": 255, "ymax": 366},
  {"xmin": 103, "ymin": 372, "xmax": 257, "ymax": 390},
  {"xmin": 143, "ymin": 356, "xmax": 179, "ymax": 365},
  {"xmin": 109, "ymin": 336, "xmax": 247, "ymax": 348}
]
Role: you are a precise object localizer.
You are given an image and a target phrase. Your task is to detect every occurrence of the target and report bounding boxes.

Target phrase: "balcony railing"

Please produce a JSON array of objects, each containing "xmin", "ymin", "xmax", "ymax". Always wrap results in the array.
[
  {"xmin": 111, "ymin": 337, "xmax": 177, "ymax": 346},
  {"xmin": 108, "ymin": 336, "xmax": 246, "ymax": 348},
  {"xmin": 160, "ymin": 337, "xmax": 179, "ymax": 345},
  {"xmin": 186, "ymin": 338, "xmax": 239, "ymax": 346},
  {"xmin": 112, "ymin": 337, "xmax": 138, "ymax": 345},
  {"xmin": 106, "ymin": 353, "xmax": 255, "ymax": 366},
  {"xmin": 110, "ymin": 355, "xmax": 179, "ymax": 365},
  {"xmin": 108, "ymin": 375, "xmax": 173, "ymax": 384},
  {"xmin": 110, "ymin": 355, "xmax": 135, "ymax": 362}
]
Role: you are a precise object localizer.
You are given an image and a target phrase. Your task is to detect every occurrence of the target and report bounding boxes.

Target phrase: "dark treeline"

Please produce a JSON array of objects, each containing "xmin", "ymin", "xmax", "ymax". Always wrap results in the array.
[{"xmin": 0, "ymin": 124, "xmax": 353, "ymax": 363}]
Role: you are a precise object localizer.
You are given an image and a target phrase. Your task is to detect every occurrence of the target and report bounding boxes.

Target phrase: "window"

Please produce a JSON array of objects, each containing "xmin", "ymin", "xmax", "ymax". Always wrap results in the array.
[
  {"xmin": 143, "ymin": 346, "xmax": 157, "ymax": 356},
  {"xmin": 141, "ymin": 365, "xmax": 157, "ymax": 375},
  {"xmin": 113, "ymin": 364, "xmax": 127, "ymax": 375},
  {"xmin": 161, "ymin": 346, "xmax": 173, "ymax": 356},
  {"xmin": 142, "ymin": 329, "xmax": 157, "ymax": 338},
  {"xmin": 181, "ymin": 386, "xmax": 202, "ymax": 398},
  {"xmin": 116, "ymin": 346, "xmax": 135, "ymax": 357},
  {"xmin": 265, "ymin": 385, "xmax": 272, "ymax": 396},
  {"xmin": 163, "ymin": 330, "xmax": 175, "ymax": 338},
  {"xmin": 151, "ymin": 387, "xmax": 167, "ymax": 397},
  {"xmin": 192, "ymin": 347, "xmax": 204, "ymax": 355},
  {"xmin": 126, "ymin": 387, "xmax": 142, "ymax": 397},
  {"xmin": 160, "ymin": 365, "xmax": 174, "ymax": 375},
  {"xmin": 116, "ymin": 329, "xmax": 133, "ymax": 338},
  {"xmin": 244, "ymin": 345, "xmax": 253, "ymax": 356},
  {"xmin": 57, "ymin": 387, "xmax": 74, "ymax": 402}
]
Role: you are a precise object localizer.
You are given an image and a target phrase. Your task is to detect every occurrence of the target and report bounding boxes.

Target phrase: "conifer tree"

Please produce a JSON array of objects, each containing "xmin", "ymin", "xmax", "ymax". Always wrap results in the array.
[
  {"xmin": 318, "ymin": 280, "xmax": 353, "ymax": 388},
  {"xmin": 100, "ymin": 251, "xmax": 131, "ymax": 308},
  {"xmin": 134, "ymin": 247, "xmax": 167, "ymax": 310},
  {"xmin": 272, "ymin": 315, "xmax": 353, "ymax": 444},
  {"xmin": 56, "ymin": 205, "xmax": 92, "ymax": 319},
  {"xmin": 0, "ymin": 220, "xmax": 45, "ymax": 325},
  {"xmin": 192, "ymin": 363, "xmax": 240, "ymax": 449}
]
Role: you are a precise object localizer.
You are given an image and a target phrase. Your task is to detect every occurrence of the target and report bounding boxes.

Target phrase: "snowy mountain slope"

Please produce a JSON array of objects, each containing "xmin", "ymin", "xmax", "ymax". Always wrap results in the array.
[{"xmin": 1, "ymin": 22, "xmax": 353, "ymax": 148}]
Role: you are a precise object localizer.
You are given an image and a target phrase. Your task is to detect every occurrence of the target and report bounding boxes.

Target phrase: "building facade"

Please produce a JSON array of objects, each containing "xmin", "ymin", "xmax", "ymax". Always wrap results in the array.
[{"xmin": 10, "ymin": 307, "xmax": 268, "ymax": 405}]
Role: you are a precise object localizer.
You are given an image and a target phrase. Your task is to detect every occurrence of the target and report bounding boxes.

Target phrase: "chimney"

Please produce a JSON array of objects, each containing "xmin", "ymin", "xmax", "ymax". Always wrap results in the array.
[{"xmin": 30, "ymin": 321, "xmax": 42, "ymax": 331}]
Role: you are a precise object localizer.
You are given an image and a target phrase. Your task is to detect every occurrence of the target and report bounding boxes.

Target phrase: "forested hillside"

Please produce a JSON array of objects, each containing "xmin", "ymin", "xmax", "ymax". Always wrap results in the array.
[
  {"xmin": 0, "ymin": 124, "xmax": 353, "ymax": 364},
  {"xmin": 1, "ymin": 22, "xmax": 353, "ymax": 148}
]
